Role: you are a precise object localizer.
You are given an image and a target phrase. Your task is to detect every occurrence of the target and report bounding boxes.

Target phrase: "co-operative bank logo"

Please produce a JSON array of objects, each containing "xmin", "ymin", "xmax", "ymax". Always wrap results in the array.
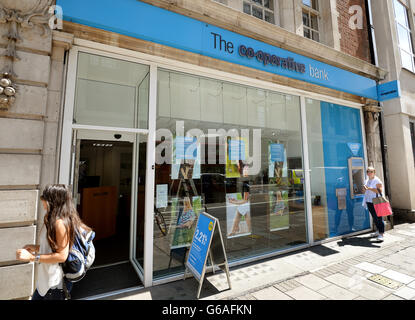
[{"xmin": 210, "ymin": 32, "xmax": 329, "ymax": 82}]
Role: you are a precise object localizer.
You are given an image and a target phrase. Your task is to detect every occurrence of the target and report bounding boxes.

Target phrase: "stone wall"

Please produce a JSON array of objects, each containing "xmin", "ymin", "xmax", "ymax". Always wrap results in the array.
[{"xmin": 0, "ymin": 0, "xmax": 72, "ymax": 300}]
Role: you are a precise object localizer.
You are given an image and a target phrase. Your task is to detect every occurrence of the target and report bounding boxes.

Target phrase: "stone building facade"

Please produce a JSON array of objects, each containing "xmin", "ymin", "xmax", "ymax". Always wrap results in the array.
[
  {"xmin": 0, "ymin": 0, "xmax": 72, "ymax": 299},
  {"xmin": 0, "ymin": 0, "xmax": 388, "ymax": 300},
  {"xmin": 370, "ymin": 0, "xmax": 415, "ymax": 217}
]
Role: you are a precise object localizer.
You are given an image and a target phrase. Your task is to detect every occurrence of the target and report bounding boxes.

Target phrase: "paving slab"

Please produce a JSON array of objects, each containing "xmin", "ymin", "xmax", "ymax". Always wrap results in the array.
[
  {"xmin": 393, "ymin": 287, "xmax": 415, "ymax": 300},
  {"xmin": 318, "ymin": 284, "xmax": 359, "ymax": 300},
  {"xmin": 396, "ymin": 230, "xmax": 415, "ymax": 237},
  {"xmin": 251, "ymin": 287, "xmax": 293, "ymax": 300},
  {"xmin": 284, "ymin": 286, "xmax": 327, "ymax": 300},
  {"xmin": 355, "ymin": 262, "xmax": 386, "ymax": 274},
  {"xmin": 294, "ymin": 274, "xmax": 331, "ymax": 291},
  {"xmin": 408, "ymin": 281, "xmax": 415, "ymax": 289},
  {"xmin": 201, "ymin": 260, "xmax": 306, "ymax": 300},
  {"xmin": 383, "ymin": 294, "xmax": 405, "ymax": 300},
  {"xmin": 325, "ymin": 273, "xmax": 365, "ymax": 289},
  {"xmin": 349, "ymin": 282, "xmax": 390, "ymax": 300},
  {"xmin": 381, "ymin": 270, "xmax": 415, "ymax": 285}
]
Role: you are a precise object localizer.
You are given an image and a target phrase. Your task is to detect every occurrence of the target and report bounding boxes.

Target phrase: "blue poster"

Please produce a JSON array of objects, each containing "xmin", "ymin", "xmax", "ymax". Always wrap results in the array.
[
  {"xmin": 347, "ymin": 143, "xmax": 361, "ymax": 156},
  {"xmin": 228, "ymin": 139, "xmax": 246, "ymax": 161},
  {"xmin": 186, "ymin": 213, "xmax": 215, "ymax": 281},
  {"xmin": 176, "ymin": 137, "xmax": 197, "ymax": 160},
  {"xmin": 270, "ymin": 143, "xmax": 285, "ymax": 162}
]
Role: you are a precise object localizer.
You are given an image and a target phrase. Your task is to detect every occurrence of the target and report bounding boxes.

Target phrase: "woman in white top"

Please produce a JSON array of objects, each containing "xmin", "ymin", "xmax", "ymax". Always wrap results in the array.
[
  {"xmin": 362, "ymin": 167, "xmax": 385, "ymax": 242},
  {"xmin": 16, "ymin": 184, "xmax": 91, "ymax": 300}
]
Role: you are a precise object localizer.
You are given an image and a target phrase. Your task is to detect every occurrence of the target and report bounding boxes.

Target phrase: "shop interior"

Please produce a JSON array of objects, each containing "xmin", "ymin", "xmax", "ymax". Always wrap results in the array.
[{"xmin": 70, "ymin": 139, "xmax": 143, "ymax": 299}]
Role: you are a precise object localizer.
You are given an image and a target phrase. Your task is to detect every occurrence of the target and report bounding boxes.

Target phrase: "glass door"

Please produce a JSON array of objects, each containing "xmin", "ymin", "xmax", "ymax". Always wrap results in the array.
[
  {"xmin": 71, "ymin": 129, "xmax": 136, "ymax": 268},
  {"xmin": 70, "ymin": 129, "xmax": 148, "ymax": 287},
  {"xmin": 130, "ymin": 132, "xmax": 148, "ymax": 277}
]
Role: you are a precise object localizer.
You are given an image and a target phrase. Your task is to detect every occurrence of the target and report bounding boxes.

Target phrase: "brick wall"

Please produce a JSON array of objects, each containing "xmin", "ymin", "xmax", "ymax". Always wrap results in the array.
[{"xmin": 337, "ymin": 0, "xmax": 372, "ymax": 63}]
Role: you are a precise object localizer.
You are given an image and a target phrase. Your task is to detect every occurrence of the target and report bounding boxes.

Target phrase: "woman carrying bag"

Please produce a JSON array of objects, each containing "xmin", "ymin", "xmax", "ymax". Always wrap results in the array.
[
  {"xmin": 362, "ymin": 167, "xmax": 385, "ymax": 242},
  {"xmin": 16, "ymin": 184, "xmax": 91, "ymax": 300}
]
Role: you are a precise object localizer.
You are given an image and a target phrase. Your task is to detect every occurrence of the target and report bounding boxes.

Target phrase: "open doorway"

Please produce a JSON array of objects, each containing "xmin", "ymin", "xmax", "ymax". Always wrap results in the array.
[
  {"xmin": 70, "ymin": 135, "xmax": 144, "ymax": 299},
  {"xmin": 77, "ymin": 139, "xmax": 132, "ymax": 266}
]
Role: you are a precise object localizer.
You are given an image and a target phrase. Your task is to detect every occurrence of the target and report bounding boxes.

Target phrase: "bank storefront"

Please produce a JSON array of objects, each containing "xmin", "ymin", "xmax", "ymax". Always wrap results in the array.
[{"xmin": 57, "ymin": 0, "xmax": 379, "ymax": 298}]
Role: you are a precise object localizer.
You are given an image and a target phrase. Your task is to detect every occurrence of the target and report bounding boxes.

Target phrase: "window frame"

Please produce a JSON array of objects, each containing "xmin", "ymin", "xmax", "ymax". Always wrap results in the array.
[
  {"xmin": 410, "ymin": 121, "xmax": 415, "ymax": 167},
  {"xmin": 393, "ymin": 0, "xmax": 415, "ymax": 73},
  {"xmin": 242, "ymin": 0, "xmax": 276, "ymax": 24},
  {"xmin": 302, "ymin": 0, "xmax": 320, "ymax": 42}
]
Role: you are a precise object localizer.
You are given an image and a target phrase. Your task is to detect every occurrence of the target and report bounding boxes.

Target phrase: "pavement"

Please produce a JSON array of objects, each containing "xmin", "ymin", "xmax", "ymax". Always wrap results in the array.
[{"xmin": 107, "ymin": 221, "xmax": 415, "ymax": 301}]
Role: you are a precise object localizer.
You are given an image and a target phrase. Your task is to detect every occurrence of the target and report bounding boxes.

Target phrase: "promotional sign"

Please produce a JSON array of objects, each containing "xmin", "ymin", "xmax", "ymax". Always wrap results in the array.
[
  {"xmin": 185, "ymin": 212, "xmax": 231, "ymax": 299},
  {"xmin": 225, "ymin": 193, "xmax": 252, "ymax": 238},
  {"xmin": 170, "ymin": 196, "xmax": 202, "ymax": 249},
  {"xmin": 268, "ymin": 142, "xmax": 287, "ymax": 185},
  {"xmin": 268, "ymin": 190, "xmax": 289, "ymax": 232},
  {"xmin": 156, "ymin": 184, "xmax": 168, "ymax": 209},
  {"xmin": 186, "ymin": 213, "xmax": 214, "ymax": 281},
  {"xmin": 347, "ymin": 143, "xmax": 361, "ymax": 156},
  {"xmin": 225, "ymin": 137, "xmax": 249, "ymax": 178},
  {"xmin": 172, "ymin": 136, "xmax": 201, "ymax": 180},
  {"xmin": 270, "ymin": 143, "xmax": 285, "ymax": 162}
]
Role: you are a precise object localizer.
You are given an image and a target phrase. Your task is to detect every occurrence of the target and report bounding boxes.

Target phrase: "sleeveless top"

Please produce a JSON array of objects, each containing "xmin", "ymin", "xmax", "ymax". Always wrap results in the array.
[{"xmin": 36, "ymin": 223, "xmax": 64, "ymax": 296}]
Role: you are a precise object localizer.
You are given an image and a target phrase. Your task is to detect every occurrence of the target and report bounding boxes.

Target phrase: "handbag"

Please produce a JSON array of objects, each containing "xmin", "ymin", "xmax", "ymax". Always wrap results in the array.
[{"xmin": 372, "ymin": 189, "xmax": 393, "ymax": 217}]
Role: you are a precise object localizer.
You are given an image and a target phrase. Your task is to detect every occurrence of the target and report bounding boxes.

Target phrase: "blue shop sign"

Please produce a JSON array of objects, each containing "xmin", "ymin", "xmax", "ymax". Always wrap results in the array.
[
  {"xmin": 57, "ymin": 0, "xmax": 381, "ymax": 101},
  {"xmin": 377, "ymin": 80, "xmax": 401, "ymax": 102}
]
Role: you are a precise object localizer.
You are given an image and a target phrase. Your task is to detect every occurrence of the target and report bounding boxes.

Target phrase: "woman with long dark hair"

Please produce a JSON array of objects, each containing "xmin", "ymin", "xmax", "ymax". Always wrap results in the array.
[{"xmin": 16, "ymin": 184, "xmax": 92, "ymax": 300}]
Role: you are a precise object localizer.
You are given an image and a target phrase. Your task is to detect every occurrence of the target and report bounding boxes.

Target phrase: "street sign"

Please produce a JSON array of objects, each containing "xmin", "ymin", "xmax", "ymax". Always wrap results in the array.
[{"xmin": 184, "ymin": 212, "xmax": 231, "ymax": 299}]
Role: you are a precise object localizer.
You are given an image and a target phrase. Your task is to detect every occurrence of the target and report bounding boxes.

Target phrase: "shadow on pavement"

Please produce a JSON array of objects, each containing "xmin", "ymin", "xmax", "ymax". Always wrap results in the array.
[{"xmin": 336, "ymin": 235, "xmax": 382, "ymax": 248}]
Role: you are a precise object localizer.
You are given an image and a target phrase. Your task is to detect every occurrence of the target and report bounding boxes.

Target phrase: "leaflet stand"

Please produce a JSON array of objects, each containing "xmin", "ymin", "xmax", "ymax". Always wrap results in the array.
[{"xmin": 183, "ymin": 212, "xmax": 232, "ymax": 299}]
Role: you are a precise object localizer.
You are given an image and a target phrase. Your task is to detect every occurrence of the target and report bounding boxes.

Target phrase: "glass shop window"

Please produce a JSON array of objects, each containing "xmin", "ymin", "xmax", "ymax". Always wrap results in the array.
[
  {"xmin": 153, "ymin": 69, "xmax": 307, "ymax": 279},
  {"xmin": 74, "ymin": 52, "xmax": 150, "ymax": 128}
]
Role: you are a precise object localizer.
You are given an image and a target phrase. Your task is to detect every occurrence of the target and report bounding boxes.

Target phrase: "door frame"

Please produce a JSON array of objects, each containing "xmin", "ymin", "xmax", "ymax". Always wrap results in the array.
[
  {"xmin": 59, "ymin": 46, "xmax": 157, "ymax": 287},
  {"xmin": 69, "ymin": 128, "xmax": 146, "ymax": 283}
]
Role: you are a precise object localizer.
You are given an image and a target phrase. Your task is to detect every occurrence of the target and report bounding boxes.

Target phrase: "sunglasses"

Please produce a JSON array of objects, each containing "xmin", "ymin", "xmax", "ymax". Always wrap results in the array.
[{"xmin": 367, "ymin": 170, "xmax": 374, "ymax": 173}]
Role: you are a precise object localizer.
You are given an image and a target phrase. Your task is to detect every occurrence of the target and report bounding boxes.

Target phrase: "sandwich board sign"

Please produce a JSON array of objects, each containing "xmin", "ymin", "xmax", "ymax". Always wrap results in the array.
[{"xmin": 184, "ymin": 212, "xmax": 231, "ymax": 299}]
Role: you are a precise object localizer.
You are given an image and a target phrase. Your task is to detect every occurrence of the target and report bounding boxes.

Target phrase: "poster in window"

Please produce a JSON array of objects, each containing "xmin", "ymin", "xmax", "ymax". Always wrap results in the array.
[
  {"xmin": 268, "ymin": 143, "xmax": 287, "ymax": 186},
  {"xmin": 170, "ymin": 196, "xmax": 202, "ymax": 249},
  {"xmin": 171, "ymin": 136, "xmax": 201, "ymax": 180},
  {"xmin": 226, "ymin": 192, "xmax": 252, "ymax": 239},
  {"xmin": 226, "ymin": 137, "xmax": 249, "ymax": 178},
  {"xmin": 156, "ymin": 184, "xmax": 168, "ymax": 209},
  {"xmin": 268, "ymin": 190, "xmax": 289, "ymax": 232}
]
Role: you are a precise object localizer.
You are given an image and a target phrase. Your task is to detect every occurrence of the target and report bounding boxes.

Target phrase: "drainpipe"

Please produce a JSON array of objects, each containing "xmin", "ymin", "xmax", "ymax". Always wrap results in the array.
[{"xmin": 365, "ymin": 0, "xmax": 391, "ymax": 200}]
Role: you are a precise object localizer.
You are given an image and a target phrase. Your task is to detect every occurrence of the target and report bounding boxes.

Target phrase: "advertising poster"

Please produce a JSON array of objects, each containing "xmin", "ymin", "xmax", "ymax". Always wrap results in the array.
[
  {"xmin": 156, "ymin": 184, "xmax": 168, "ymax": 209},
  {"xmin": 186, "ymin": 213, "xmax": 215, "ymax": 281},
  {"xmin": 226, "ymin": 193, "xmax": 252, "ymax": 239},
  {"xmin": 171, "ymin": 136, "xmax": 201, "ymax": 180},
  {"xmin": 268, "ymin": 190, "xmax": 289, "ymax": 232},
  {"xmin": 226, "ymin": 137, "xmax": 249, "ymax": 178},
  {"xmin": 170, "ymin": 196, "xmax": 203, "ymax": 249},
  {"xmin": 268, "ymin": 143, "xmax": 287, "ymax": 185}
]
